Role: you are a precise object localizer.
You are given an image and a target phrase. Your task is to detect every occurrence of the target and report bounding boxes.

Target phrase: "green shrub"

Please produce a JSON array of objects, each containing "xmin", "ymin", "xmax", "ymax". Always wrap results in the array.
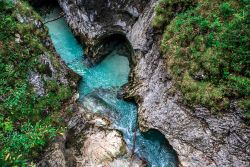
[
  {"xmin": 46, "ymin": 80, "xmax": 58, "ymax": 92},
  {"xmin": 220, "ymin": 2, "xmax": 235, "ymax": 19},
  {"xmin": 226, "ymin": 76, "xmax": 250, "ymax": 96}
]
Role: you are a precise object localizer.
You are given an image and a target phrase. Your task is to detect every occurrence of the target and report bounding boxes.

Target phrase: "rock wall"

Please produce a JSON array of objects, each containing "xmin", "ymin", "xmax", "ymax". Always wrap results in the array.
[
  {"xmin": 58, "ymin": 0, "xmax": 149, "ymax": 64},
  {"xmin": 58, "ymin": 0, "xmax": 149, "ymax": 42},
  {"xmin": 57, "ymin": 0, "xmax": 250, "ymax": 166}
]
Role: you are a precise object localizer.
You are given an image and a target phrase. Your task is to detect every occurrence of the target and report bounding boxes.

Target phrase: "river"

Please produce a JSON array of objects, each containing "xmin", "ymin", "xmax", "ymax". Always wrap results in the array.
[{"xmin": 44, "ymin": 8, "xmax": 177, "ymax": 167}]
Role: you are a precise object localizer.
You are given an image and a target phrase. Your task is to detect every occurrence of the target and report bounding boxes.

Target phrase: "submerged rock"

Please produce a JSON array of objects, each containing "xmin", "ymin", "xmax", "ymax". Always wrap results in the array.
[
  {"xmin": 57, "ymin": 0, "xmax": 250, "ymax": 166},
  {"xmin": 81, "ymin": 93, "xmax": 120, "ymax": 120}
]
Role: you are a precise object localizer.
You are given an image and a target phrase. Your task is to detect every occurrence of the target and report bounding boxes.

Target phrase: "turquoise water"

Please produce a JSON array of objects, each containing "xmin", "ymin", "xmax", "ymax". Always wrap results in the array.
[{"xmin": 44, "ymin": 9, "xmax": 177, "ymax": 167}]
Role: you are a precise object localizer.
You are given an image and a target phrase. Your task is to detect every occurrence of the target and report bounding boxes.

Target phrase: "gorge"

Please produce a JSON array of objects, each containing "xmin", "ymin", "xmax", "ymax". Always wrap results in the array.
[
  {"xmin": 52, "ymin": 0, "xmax": 249, "ymax": 166},
  {"xmin": 40, "ymin": 8, "xmax": 177, "ymax": 166},
  {"xmin": 0, "ymin": 0, "xmax": 249, "ymax": 166}
]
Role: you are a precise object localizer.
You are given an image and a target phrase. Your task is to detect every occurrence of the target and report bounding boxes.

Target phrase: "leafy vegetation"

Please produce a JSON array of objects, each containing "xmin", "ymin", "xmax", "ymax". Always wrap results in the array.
[
  {"xmin": 0, "ymin": 0, "xmax": 76, "ymax": 165},
  {"xmin": 153, "ymin": 0, "xmax": 250, "ymax": 116}
]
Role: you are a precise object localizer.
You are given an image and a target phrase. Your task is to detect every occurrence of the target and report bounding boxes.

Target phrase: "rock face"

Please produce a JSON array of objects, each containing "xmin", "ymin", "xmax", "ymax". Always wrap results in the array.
[
  {"xmin": 58, "ymin": 0, "xmax": 148, "ymax": 65},
  {"xmin": 38, "ymin": 106, "xmax": 146, "ymax": 167},
  {"xmin": 58, "ymin": 0, "xmax": 149, "ymax": 43},
  {"xmin": 57, "ymin": 0, "xmax": 250, "ymax": 167}
]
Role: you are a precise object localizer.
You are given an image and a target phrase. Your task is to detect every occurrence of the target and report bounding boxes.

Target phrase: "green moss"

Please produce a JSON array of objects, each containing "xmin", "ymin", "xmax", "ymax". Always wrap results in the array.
[
  {"xmin": 155, "ymin": 0, "xmax": 250, "ymax": 115},
  {"xmin": 46, "ymin": 80, "xmax": 58, "ymax": 92},
  {"xmin": 152, "ymin": 0, "xmax": 196, "ymax": 28},
  {"xmin": 239, "ymin": 98, "xmax": 250, "ymax": 110},
  {"xmin": 0, "ymin": 0, "xmax": 75, "ymax": 165},
  {"xmin": 37, "ymin": 63, "xmax": 51, "ymax": 75},
  {"xmin": 181, "ymin": 73, "xmax": 229, "ymax": 111}
]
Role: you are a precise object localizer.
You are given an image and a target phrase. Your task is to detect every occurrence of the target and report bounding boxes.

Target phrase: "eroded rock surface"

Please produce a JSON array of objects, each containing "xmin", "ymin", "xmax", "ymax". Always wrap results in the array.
[
  {"xmin": 38, "ymin": 106, "xmax": 145, "ymax": 167},
  {"xmin": 82, "ymin": 129, "xmax": 126, "ymax": 165},
  {"xmin": 55, "ymin": 0, "xmax": 250, "ymax": 166},
  {"xmin": 58, "ymin": 0, "xmax": 149, "ymax": 43},
  {"xmin": 58, "ymin": 0, "xmax": 148, "ymax": 65}
]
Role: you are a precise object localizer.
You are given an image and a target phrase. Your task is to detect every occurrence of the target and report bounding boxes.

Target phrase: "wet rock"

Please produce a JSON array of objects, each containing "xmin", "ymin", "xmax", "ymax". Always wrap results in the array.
[
  {"xmin": 81, "ymin": 93, "xmax": 119, "ymax": 120},
  {"xmin": 38, "ymin": 107, "xmax": 145, "ymax": 167},
  {"xmin": 89, "ymin": 117, "xmax": 110, "ymax": 127}
]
